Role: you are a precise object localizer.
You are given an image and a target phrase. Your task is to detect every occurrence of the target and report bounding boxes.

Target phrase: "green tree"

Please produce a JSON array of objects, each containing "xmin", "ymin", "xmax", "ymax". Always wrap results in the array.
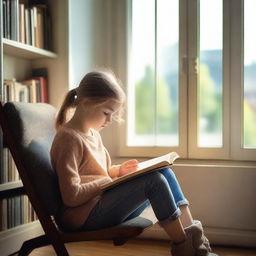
[
  {"xmin": 244, "ymin": 100, "xmax": 256, "ymax": 147},
  {"xmin": 135, "ymin": 66, "xmax": 155, "ymax": 134},
  {"xmin": 199, "ymin": 64, "xmax": 222, "ymax": 132},
  {"xmin": 135, "ymin": 66, "xmax": 174, "ymax": 134}
]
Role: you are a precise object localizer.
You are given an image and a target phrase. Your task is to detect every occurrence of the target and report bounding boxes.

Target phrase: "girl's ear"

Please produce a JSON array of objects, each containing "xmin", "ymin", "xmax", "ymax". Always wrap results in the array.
[
  {"xmin": 80, "ymin": 98, "xmax": 94, "ymax": 113},
  {"xmin": 80, "ymin": 98, "xmax": 89, "ymax": 106}
]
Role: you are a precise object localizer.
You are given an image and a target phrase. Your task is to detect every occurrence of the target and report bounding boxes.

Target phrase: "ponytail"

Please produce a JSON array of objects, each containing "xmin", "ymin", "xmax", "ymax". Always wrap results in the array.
[{"xmin": 55, "ymin": 89, "xmax": 77, "ymax": 129}]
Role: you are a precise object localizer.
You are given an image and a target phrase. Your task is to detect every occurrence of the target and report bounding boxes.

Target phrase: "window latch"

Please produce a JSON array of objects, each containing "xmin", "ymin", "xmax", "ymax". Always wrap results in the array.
[{"xmin": 190, "ymin": 57, "xmax": 199, "ymax": 75}]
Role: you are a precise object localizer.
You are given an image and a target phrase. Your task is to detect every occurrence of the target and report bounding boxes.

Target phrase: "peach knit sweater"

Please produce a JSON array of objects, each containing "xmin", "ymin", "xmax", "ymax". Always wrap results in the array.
[{"xmin": 50, "ymin": 126, "xmax": 113, "ymax": 230}]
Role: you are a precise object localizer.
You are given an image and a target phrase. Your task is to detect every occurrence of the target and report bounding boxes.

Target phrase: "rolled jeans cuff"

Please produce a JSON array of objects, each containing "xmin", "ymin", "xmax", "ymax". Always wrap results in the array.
[
  {"xmin": 159, "ymin": 207, "xmax": 181, "ymax": 227},
  {"xmin": 176, "ymin": 199, "xmax": 189, "ymax": 207}
]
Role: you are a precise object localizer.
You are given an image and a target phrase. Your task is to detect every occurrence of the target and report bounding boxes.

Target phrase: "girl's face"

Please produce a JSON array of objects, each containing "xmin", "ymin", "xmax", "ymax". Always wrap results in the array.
[{"xmin": 85, "ymin": 99, "xmax": 121, "ymax": 131}]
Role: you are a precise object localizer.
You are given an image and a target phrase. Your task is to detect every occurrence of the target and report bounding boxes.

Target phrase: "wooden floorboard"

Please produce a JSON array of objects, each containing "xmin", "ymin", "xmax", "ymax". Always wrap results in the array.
[{"xmin": 30, "ymin": 239, "xmax": 256, "ymax": 256}]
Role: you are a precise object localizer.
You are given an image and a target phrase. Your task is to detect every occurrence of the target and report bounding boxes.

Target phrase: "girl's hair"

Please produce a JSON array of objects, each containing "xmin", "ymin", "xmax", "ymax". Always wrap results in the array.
[{"xmin": 55, "ymin": 70, "xmax": 125, "ymax": 129}]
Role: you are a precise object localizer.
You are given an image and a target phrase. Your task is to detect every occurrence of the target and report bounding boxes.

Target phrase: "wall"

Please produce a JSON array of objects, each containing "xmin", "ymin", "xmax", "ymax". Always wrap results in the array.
[{"xmin": 68, "ymin": 0, "xmax": 117, "ymax": 90}]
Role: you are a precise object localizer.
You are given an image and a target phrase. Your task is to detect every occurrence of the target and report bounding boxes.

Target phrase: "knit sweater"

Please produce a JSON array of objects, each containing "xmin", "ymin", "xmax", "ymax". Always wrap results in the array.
[{"xmin": 50, "ymin": 126, "xmax": 113, "ymax": 230}]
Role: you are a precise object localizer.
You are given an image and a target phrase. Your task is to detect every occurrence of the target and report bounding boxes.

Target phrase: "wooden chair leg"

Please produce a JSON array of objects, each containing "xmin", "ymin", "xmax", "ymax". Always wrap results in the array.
[
  {"xmin": 18, "ymin": 235, "xmax": 50, "ymax": 256},
  {"xmin": 113, "ymin": 237, "xmax": 129, "ymax": 246},
  {"xmin": 18, "ymin": 234, "xmax": 69, "ymax": 256}
]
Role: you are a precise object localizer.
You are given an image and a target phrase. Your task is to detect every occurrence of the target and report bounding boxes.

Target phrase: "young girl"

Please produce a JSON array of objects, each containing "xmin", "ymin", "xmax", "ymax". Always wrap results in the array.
[{"xmin": 50, "ymin": 70, "xmax": 218, "ymax": 256}]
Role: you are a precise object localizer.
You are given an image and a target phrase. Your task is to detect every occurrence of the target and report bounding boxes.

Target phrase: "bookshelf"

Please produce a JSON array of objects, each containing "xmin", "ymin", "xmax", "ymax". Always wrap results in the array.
[
  {"xmin": 3, "ymin": 38, "xmax": 57, "ymax": 59},
  {"xmin": 0, "ymin": 0, "xmax": 68, "ymax": 255}
]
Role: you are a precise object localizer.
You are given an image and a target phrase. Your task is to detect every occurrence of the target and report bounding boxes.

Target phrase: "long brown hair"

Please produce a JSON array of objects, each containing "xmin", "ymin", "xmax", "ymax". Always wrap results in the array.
[{"xmin": 55, "ymin": 70, "xmax": 125, "ymax": 129}]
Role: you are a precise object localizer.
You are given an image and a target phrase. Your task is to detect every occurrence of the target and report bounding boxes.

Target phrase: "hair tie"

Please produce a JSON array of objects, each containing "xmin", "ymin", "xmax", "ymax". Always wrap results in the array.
[{"xmin": 73, "ymin": 87, "xmax": 79, "ymax": 99}]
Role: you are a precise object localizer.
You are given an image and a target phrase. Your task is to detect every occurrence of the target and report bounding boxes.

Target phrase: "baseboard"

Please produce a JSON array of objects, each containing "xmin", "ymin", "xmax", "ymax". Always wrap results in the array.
[
  {"xmin": 0, "ymin": 221, "xmax": 44, "ymax": 256},
  {"xmin": 138, "ymin": 223, "xmax": 256, "ymax": 248},
  {"xmin": 204, "ymin": 226, "xmax": 256, "ymax": 247},
  {"xmin": 139, "ymin": 207, "xmax": 256, "ymax": 248}
]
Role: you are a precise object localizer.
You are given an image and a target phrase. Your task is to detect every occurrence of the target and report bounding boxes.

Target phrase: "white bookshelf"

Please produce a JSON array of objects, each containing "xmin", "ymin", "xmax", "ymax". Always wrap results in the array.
[
  {"xmin": 3, "ymin": 38, "xmax": 57, "ymax": 59},
  {"xmin": 0, "ymin": 0, "xmax": 69, "ymax": 255},
  {"xmin": 0, "ymin": 180, "xmax": 23, "ymax": 192}
]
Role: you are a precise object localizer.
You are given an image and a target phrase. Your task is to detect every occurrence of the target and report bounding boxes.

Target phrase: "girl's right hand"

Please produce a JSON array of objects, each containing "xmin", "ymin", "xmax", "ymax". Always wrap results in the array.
[{"xmin": 119, "ymin": 159, "xmax": 138, "ymax": 177}]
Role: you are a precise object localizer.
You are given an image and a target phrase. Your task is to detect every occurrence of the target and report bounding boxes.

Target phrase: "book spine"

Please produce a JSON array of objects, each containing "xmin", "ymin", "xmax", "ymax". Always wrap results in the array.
[
  {"xmin": 10, "ymin": 0, "xmax": 19, "ymax": 41},
  {"xmin": 33, "ymin": 76, "xmax": 48, "ymax": 103},
  {"xmin": 36, "ymin": 6, "xmax": 44, "ymax": 48},
  {"xmin": 6, "ymin": 0, "xmax": 11, "ymax": 39},
  {"xmin": 19, "ymin": 3, "xmax": 25, "ymax": 43},
  {"xmin": 1, "ymin": 199, "xmax": 7, "ymax": 230},
  {"xmin": 30, "ymin": 7, "xmax": 35, "ymax": 46},
  {"xmin": 2, "ymin": 1, "xmax": 7, "ymax": 38},
  {"xmin": 24, "ymin": 8, "xmax": 30, "ymax": 44}
]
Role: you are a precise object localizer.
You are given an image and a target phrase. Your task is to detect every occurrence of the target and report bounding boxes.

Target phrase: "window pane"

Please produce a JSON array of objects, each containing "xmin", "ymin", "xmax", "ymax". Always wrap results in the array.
[
  {"xmin": 156, "ymin": 0, "xmax": 179, "ymax": 146},
  {"xmin": 128, "ymin": 0, "xmax": 179, "ymax": 147},
  {"xmin": 244, "ymin": 0, "xmax": 256, "ymax": 148},
  {"xmin": 198, "ymin": 0, "xmax": 223, "ymax": 147},
  {"xmin": 128, "ymin": 0, "xmax": 155, "ymax": 146}
]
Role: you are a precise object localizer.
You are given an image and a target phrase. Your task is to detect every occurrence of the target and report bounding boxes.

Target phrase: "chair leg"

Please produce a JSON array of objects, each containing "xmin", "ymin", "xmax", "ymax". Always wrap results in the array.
[
  {"xmin": 18, "ymin": 235, "xmax": 50, "ymax": 256},
  {"xmin": 18, "ymin": 234, "xmax": 69, "ymax": 256},
  {"xmin": 113, "ymin": 237, "xmax": 129, "ymax": 246},
  {"xmin": 51, "ymin": 239, "xmax": 69, "ymax": 256}
]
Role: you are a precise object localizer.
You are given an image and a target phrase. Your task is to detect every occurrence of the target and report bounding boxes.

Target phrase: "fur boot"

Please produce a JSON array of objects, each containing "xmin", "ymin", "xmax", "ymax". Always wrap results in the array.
[
  {"xmin": 184, "ymin": 221, "xmax": 219, "ymax": 256},
  {"xmin": 170, "ymin": 233, "xmax": 196, "ymax": 256}
]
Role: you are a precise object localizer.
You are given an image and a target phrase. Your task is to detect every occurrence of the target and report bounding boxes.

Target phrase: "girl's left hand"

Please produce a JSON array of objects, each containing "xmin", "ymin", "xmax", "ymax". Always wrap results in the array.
[{"xmin": 119, "ymin": 159, "xmax": 138, "ymax": 176}]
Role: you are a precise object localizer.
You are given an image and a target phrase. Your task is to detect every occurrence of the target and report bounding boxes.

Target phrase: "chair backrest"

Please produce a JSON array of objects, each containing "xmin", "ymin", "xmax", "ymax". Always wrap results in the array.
[{"xmin": 2, "ymin": 102, "xmax": 62, "ymax": 216}]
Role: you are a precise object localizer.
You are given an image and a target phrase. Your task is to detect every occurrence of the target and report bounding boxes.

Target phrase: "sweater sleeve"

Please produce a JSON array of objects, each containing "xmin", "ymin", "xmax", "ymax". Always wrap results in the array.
[{"xmin": 51, "ymin": 133, "xmax": 108, "ymax": 207}]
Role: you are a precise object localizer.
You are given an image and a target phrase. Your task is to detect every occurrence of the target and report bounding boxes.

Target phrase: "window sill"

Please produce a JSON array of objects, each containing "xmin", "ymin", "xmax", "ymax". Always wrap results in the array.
[{"xmin": 112, "ymin": 156, "xmax": 256, "ymax": 168}]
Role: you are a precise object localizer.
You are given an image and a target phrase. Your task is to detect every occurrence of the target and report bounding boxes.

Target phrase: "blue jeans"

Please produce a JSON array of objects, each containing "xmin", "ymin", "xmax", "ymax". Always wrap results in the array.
[{"xmin": 82, "ymin": 168, "xmax": 189, "ymax": 231}]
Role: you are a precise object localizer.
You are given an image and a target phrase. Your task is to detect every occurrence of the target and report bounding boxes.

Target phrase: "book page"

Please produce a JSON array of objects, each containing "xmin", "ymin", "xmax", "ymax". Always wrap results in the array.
[
  {"xmin": 137, "ymin": 152, "xmax": 178, "ymax": 171},
  {"xmin": 102, "ymin": 152, "xmax": 179, "ymax": 191}
]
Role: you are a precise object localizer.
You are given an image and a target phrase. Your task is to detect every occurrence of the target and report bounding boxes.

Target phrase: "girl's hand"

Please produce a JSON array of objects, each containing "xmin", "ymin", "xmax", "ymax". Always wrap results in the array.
[{"xmin": 119, "ymin": 159, "xmax": 138, "ymax": 176}]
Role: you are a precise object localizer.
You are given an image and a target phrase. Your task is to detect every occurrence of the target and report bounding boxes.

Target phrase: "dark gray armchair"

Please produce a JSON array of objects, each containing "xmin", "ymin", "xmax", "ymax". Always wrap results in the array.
[{"xmin": 0, "ymin": 101, "xmax": 152, "ymax": 256}]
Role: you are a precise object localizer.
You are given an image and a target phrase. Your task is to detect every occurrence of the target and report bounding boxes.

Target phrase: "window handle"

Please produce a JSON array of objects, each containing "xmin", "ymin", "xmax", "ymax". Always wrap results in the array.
[{"xmin": 190, "ymin": 57, "xmax": 199, "ymax": 75}]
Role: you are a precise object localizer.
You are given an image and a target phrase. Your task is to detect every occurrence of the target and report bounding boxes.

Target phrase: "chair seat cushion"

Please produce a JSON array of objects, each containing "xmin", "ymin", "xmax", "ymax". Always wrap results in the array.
[{"xmin": 111, "ymin": 216, "xmax": 153, "ymax": 229}]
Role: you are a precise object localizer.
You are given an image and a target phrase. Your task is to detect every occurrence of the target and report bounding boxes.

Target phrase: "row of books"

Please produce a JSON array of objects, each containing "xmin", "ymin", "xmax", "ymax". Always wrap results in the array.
[
  {"xmin": 0, "ymin": 195, "xmax": 37, "ymax": 231},
  {"xmin": 0, "ymin": 148, "xmax": 19, "ymax": 184},
  {"xmin": 2, "ymin": 0, "xmax": 52, "ymax": 50},
  {"xmin": 3, "ymin": 76, "xmax": 48, "ymax": 103}
]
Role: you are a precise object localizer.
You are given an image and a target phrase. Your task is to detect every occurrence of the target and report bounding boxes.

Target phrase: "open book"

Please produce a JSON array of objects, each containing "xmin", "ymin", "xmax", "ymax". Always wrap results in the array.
[{"xmin": 102, "ymin": 152, "xmax": 179, "ymax": 191}]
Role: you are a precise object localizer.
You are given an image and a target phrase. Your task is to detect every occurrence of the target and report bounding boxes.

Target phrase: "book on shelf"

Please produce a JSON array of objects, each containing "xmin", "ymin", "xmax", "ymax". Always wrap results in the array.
[
  {"xmin": 3, "ymin": 76, "xmax": 48, "ymax": 103},
  {"xmin": 32, "ymin": 67, "xmax": 48, "ymax": 102},
  {"xmin": 14, "ymin": 82, "xmax": 30, "ymax": 102},
  {"xmin": 19, "ymin": 3, "xmax": 25, "ymax": 43},
  {"xmin": 101, "ymin": 152, "xmax": 180, "ymax": 191},
  {"xmin": 1, "ymin": 148, "xmax": 19, "ymax": 184},
  {"xmin": 4, "ymin": 79, "xmax": 30, "ymax": 102},
  {"xmin": 21, "ymin": 79, "xmax": 37, "ymax": 103},
  {"xmin": 35, "ymin": 5, "xmax": 44, "ymax": 48},
  {"xmin": 2, "ymin": 0, "xmax": 52, "ymax": 50},
  {"xmin": 0, "ymin": 195, "xmax": 38, "ymax": 231},
  {"xmin": 11, "ymin": 0, "xmax": 19, "ymax": 41}
]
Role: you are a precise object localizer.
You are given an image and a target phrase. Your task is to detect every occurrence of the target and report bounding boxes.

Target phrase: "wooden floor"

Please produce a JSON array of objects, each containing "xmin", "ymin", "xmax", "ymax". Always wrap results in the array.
[{"xmin": 31, "ymin": 239, "xmax": 256, "ymax": 256}]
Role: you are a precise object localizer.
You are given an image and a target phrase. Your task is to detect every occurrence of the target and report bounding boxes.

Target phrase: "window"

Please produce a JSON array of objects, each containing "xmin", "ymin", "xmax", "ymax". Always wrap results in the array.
[
  {"xmin": 243, "ymin": 0, "xmax": 256, "ymax": 149},
  {"xmin": 119, "ymin": 0, "xmax": 256, "ymax": 161},
  {"xmin": 127, "ymin": 0, "xmax": 180, "ymax": 147},
  {"xmin": 198, "ymin": 0, "xmax": 223, "ymax": 148}
]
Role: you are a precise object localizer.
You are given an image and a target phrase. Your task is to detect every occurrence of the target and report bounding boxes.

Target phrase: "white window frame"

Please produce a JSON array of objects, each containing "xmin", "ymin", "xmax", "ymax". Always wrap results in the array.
[
  {"xmin": 118, "ymin": 0, "xmax": 256, "ymax": 161},
  {"xmin": 118, "ymin": 0, "xmax": 188, "ymax": 158},
  {"xmin": 188, "ymin": 0, "xmax": 230, "ymax": 159},
  {"xmin": 230, "ymin": 0, "xmax": 256, "ymax": 160}
]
